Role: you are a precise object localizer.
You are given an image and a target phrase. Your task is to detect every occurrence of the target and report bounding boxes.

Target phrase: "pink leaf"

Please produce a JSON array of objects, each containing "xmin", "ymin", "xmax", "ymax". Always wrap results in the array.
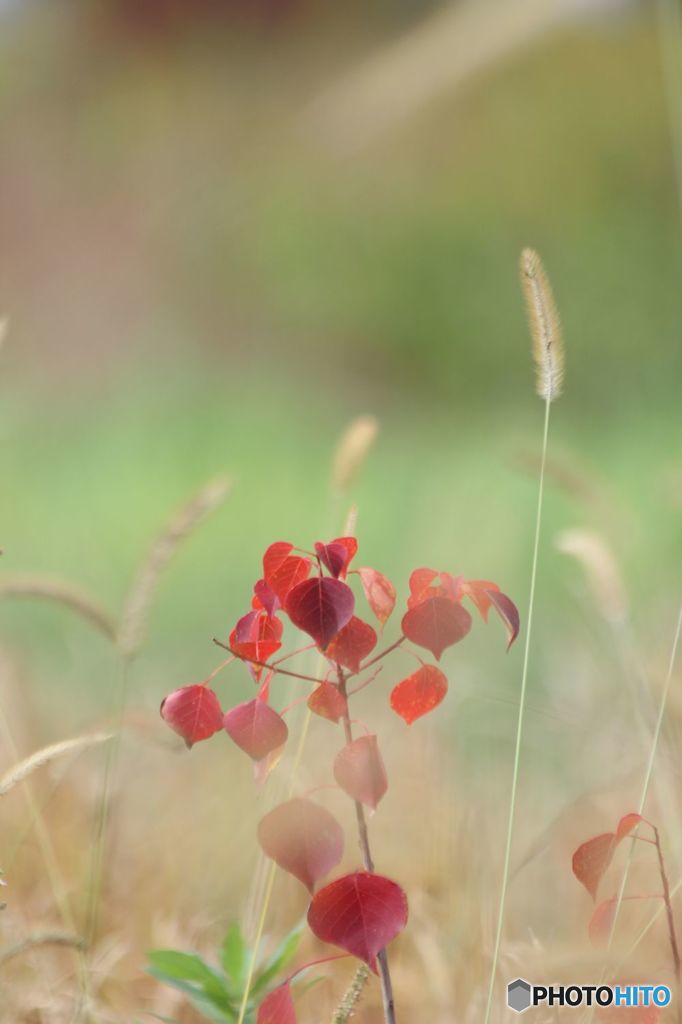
[
  {"xmin": 160, "ymin": 684, "xmax": 224, "ymax": 748},
  {"xmin": 401, "ymin": 596, "xmax": 472, "ymax": 660},
  {"xmin": 325, "ymin": 616, "xmax": 377, "ymax": 673},
  {"xmin": 315, "ymin": 537, "xmax": 358, "ymax": 579},
  {"xmin": 390, "ymin": 665, "xmax": 448, "ymax": 724},
  {"xmin": 257, "ymin": 982, "xmax": 297, "ymax": 1024},
  {"xmin": 356, "ymin": 568, "xmax": 396, "ymax": 628},
  {"xmin": 461, "ymin": 579, "xmax": 500, "ymax": 620},
  {"xmin": 616, "ymin": 813, "xmax": 645, "ymax": 840},
  {"xmin": 224, "ymin": 699, "xmax": 288, "ymax": 761},
  {"xmin": 286, "ymin": 577, "xmax": 355, "ymax": 650},
  {"xmin": 263, "ymin": 542, "xmax": 311, "ymax": 604},
  {"xmin": 253, "ymin": 578, "xmax": 280, "ymax": 617},
  {"xmin": 589, "ymin": 898, "xmax": 617, "ymax": 945},
  {"xmin": 263, "ymin": 542, "xmax": 294, "ymax": 579},
  {"xmin": 572, "ymin": 833, "xmax": 617, "ymax": 901},
  {"xmin": 307, "ymin": 871, "xmax": 408, "ymax": 972},
  {"xmin": 307, "ymin": 681, "xmax": 348, "ymax": 723},
  {"xmin": 257, "ymin": 797, "xmax": 344, "ymax": 892},
  {"xmin": 407, "ymin": 569, "xmax": 463, "ymax": 609},
  {"xmin": 334, "ymin": 735, "xmax": 387, "ymax": 810}
]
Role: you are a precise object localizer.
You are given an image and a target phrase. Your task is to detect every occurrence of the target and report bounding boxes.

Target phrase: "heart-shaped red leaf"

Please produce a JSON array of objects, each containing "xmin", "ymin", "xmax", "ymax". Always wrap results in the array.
[
  {"xmin": 257, "ymin": 982, "xmax": 297, "ymax": 1024},
  {"xmin": 160, "ymin": 684, "xmax": 224, "ymax": 748},
  {"xmin": 286, "ymin": 577, "xmax": 355, "ymax": 650},
  {"xmin": 315, "ymin": 537, "xmax": 358, "ymax": 579},
  {"xmin": 258, "ymin": 797, "xmax": 344, "ymax": 892},
  {"xmin": 487, "ymin": 590, "xmax": 520, "ymax": 650},
  {"xmin": 307, "ymin": 681, "xmax": 348, "ymax": 723},
  {"xmin": 572, "ymin": 833, "xmax": 617, "ymax": 901},
  {"xmin": 307, "ymin": 871, "xmax": 408, "ymax": 972},
  {"xmin": 268, "ymin": 557, "xmax": 312, "ymax": 605},
  {"xmin": 334, "ymin": 735, "xmax": 387, "ymax": 810},
  {"xmin": 356, "ymin": 568, "xmax": 396, "ymax": 628},
  {"xmin": 325, "ymin": 616, "xmax": 377, "ymax": 673},
  {"xmin": 390, "ymin": 665, "xmax": 448, "ymax": 724},
  {"xmin": 224, "ymin": 699, "xmax": 288, "ymax": 761},
  {"xmin": 263, "ymin": 542, "xmax": 294, "ymax": 579},
  {"xmin": 401, "ymin": 596, "xmax": 472, "ymax": 660},
  {"xmin": 230, "ymin": 611, "xmax": 283, "ymax": 675}
]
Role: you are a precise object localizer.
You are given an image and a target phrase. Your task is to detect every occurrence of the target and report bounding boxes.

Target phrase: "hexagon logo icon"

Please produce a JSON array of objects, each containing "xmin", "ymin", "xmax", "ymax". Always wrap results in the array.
[{"xmin": 507, "ymin": 978, "xmax": 532, "ymax": 1013}]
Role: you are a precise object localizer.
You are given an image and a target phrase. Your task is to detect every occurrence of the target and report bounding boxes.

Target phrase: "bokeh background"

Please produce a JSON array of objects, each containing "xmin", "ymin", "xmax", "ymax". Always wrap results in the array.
[{"xmin": 0, "ymin": 0, "xmax": 680, "ymax": 1020}]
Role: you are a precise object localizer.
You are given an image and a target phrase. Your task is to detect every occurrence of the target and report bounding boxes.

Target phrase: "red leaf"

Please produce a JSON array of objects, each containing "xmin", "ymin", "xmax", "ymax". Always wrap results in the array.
[
  {"xmin": 461, "ymin": 579, "xmax": 500, "ymax": 620},
  {"xmin": 252, "ymin": 578, "xmax": 280, "ymax": 616},
  {"xmin": 315, "ymin": 537, "xmax": 358, "ymax": 579},
  {"xmin": 487, "ymin": 590, "xmax": 520, "ymax": 650},
  {"xmin": 407, "ymin": 569, "xmax": 463, "ymax": 609},
  {"xmin": 307, "ymin": 681, "xmax": 348, "ymax": 723},
  {"xmin": 286, "ymin": 577, "xmax": 355, "ymax": 650},
  {"xmin": 334, "ymin": 735, "xmax": 387, "ymax": 810},
  {"xmin": 263, "ymin": 542, "xmax": 312, "ymax": 604},
  {"xmin": 390, "ymin": 665, "xmax": 448, "ymax": 724},
  {"xmin": 356, "ymin": 568, "xmax": 396, "ymax": 628},
  {"xmin": 263, "ymin": 541, "xmax": 294, "ymax": 579},
  {"xmin": 268, "ymin": 556, "xmax": 312, "ymax": 605},
  {"xmin": 307, "ymin": 871, "xmax": 408, "ymax": 972},
  {"xmin": 257, "ymin": 982, "xmax": 297, "ymax": 1024},
  {"xmin": 224, "ymin": 699, "xmax": 288, "ymax": 761},
  {"xmin": 572, "ymin": 833, "xmax": 617, "ymax": 901},
  {"xmin": 257, "ymin": 797, "xmax": 344, "ymax": 892},
  {"xmin": 401, "ymin": 596, "xmax": 472, "ymax": 660},
  {"xmin": 616, "ymin": 813, "xmax": 645, "ymax": 840},
  {"xmin": 160, "ymin": 684, "xmax": 223, "ymax": 748},
  {"xmin": 325, "ymin": 616, "xmax": 377, "ymax": 673},
  {"xmin": 230, "ymin": 611, "xmax": 284, "ymax": 677},
  {"xmin": 589, "ymin": 898, "xmax": 617, "ymax": 945}
]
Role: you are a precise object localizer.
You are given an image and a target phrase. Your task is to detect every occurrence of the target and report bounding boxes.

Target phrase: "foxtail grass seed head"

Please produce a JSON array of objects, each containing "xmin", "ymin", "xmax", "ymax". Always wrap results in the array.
[
  {"xmin": 331, "ymin": 415, "xmax": 379, "ymax": 494},
  {"xmin": 520, "ymin": 248, "xmax": 564, "ymax": 402},
  {"xmin": 0, "ymin": 318, "xmax": 7, "ymax": 351},
  {"xmin": 556, "ymin": 529, "xmax": 628, "ymax": 625}
]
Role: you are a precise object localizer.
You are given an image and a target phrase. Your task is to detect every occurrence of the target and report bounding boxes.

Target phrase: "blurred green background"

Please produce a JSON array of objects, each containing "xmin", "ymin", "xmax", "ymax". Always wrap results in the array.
[{"xmin": 0, "ymin": 0, "xmax": 680, "ymax": 744}]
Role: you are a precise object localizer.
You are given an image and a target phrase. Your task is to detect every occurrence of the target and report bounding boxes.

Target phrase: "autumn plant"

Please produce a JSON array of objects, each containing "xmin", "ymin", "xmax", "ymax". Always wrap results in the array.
[
  {"xmin": 159, "ymin": 538, "xmax": 519, "ymax": 1022},
  {"xmin": 572, "ymin": 813, "xmax": 680, "ymax": 1023}
]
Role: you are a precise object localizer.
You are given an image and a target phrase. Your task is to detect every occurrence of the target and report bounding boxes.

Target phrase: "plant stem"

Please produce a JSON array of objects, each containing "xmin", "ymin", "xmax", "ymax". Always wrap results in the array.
[
  {"xmin": 653, "ymin": 826, "xmax": 681, "ymax": 992},
  {"xmin": 337, "ymin": 669, "xmax": 397, "ymax": 1024},
  {"xmin": 331, "ymin": 963, "xmax": 371, "ymax": 1024},
  {"xmin": 483, "ymin": 395, "xmax": 551, "ymax": 1024},
  {"xmin": 213, "ymin": 639, "xmax": 324, "ymax": 685}
]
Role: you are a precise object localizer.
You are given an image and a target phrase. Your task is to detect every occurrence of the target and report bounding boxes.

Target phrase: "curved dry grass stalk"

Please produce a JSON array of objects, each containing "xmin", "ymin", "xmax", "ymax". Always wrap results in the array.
[
  {"xmin": 0, "ymin": 931, "xmax": 85, "ymax": 969},
  {"xmin": 556, "ymin": 528, "xmax": 628, "ymax": 625},
  {"xmin": 520, "ymin": 248, "xmax": 564, "ymax": 402},
  {"xmin": 0, "ymin": 732, "xmax": 114, "ymax": 798},
  {"xmin": 117, "ymin": 475, "xmax": 231, "ymax": 657},
  {"xmin": 331, "ymin": 415, "xmax": 379, "ymax": 495},
  {"xmin": 302, "ymin": 0, "xmax": 587, "ymax": 152},
  {"xmin": 0, "ymin": 576, "xmax": 117, "ymax": 641}
]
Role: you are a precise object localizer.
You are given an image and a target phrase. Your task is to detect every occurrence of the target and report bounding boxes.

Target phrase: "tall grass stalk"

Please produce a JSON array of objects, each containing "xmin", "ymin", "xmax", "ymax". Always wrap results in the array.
[{"xmin": 483, "ymin": 249, "xmax": 563, "ymax": 1023}]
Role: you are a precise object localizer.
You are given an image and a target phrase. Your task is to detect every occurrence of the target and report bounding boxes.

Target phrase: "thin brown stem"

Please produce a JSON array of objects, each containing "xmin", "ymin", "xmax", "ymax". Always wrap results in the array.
[
  {"xmin": 212, "ymin": 639, "xmax": 324, "ymax": 684},
  {"xmin": 337, "ymin": 668, "xmax": 397, "ymax": 1024},
  {"xmin": 653, "ymin": 826, "xmax": 681, "ymax": 989},
  {"xmin": 354, "ymin": 636, "xmax": 405, "ymax": 675}
]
